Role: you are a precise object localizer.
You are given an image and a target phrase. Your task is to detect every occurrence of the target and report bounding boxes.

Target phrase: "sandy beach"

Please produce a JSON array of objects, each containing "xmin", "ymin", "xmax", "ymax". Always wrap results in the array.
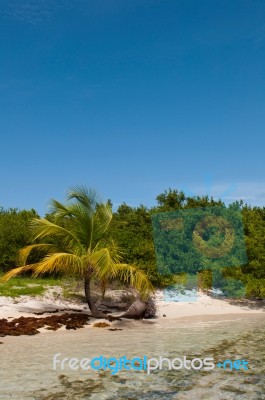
[
  {"xmin": 1, "ymin": 290, "xmax": 265, "ymax": 399},
  {"xmin": 0, "ymin": 288, "xmax": 264, "ymax": 329},
  {"xmin": 155, "ymin": 291, "xmax": 265, "ymax": 319}
]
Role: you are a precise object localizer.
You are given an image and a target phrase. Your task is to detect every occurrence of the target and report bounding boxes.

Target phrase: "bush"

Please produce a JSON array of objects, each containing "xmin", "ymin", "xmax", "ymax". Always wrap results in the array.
[{"xmin": 143, "ymin": 296, "xmax": 157, "ymax": 318}]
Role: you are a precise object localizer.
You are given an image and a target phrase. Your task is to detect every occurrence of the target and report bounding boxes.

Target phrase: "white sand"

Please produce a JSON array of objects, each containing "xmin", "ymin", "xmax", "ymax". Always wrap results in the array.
[
  {"xmin": 0, "ymin": 286, "xmax": 86, "ymax": 320},
  {"xmin": 1, "ymin": 288, "xmax": 264, "ymax": 323},
  {"xmin": 155, "ymin": 290, "xmax": 265, "ymax": 319}
]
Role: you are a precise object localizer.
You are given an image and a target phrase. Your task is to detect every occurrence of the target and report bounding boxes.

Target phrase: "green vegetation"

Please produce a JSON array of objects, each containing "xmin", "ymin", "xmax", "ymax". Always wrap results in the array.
[
  {"xmin": 1, "ymin": 187, "xmax": 153, "ymax": 317},
  {"xmin": 108, "ymin": 189, "xmax": 265, "ymax": 298},
  {"xmin": 0, "ymin": 208, "xmax": 38, "ymax": 271},
  {"xmin": 0, "ymin": 273, "xmax": 61, "ymax": 297},
  {"xmin": 0, "ymin": 187, "xmax": 264, "ymax": 300}
]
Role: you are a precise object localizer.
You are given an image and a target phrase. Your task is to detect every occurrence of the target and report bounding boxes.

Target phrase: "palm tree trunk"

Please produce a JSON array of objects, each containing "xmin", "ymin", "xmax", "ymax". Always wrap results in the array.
[{"xmin": 84, "ymin": 267, "xmax": 106, "ymax": 318}]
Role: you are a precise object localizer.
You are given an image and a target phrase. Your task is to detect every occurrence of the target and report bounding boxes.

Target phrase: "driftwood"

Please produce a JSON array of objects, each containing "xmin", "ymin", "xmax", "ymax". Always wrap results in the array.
[{"xmin": 114, "ymin": 299, "xmax": 146, "ymax": 319}]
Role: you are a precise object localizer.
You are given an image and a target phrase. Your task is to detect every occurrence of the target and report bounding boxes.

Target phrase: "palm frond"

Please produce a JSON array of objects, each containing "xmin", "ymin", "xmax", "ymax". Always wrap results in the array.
[
  {"xmin": 114, "ymin": 264, "xmax": 154, "ymax": 299},
  {"xmin": 88, "ymin": 248, "xmax": 122, "ymax": 280},
  {"xmin": 92, "ymin": 203, "xmax": 113, "ymax": 241},
  {"xmin": 47, "ymin": 187, "xmax": 112, "ymax": 251},
  {"xmin": 1, "ymin": 264, "xmax": 38, "ymax": 282},
  {"xmin": 31, "ymin": 253, "xmax": 86, "ymax": 277},
  {"xmin": 63, "ymin": 202, "xmax": 94, "ymax": 249},
  {"xmin": 67, "ymin": 186, "xmax": 100, "ymax": 211},
  {"xmin": 48, "ymin": 199, "xmax": 73, "ymax": 219},
  {"xmin": 29, "ymin": 218, "xmax": 83, "ymax": 254},
  {"xmin": 18, "ymin": 243, "xmax": 60, "ymax": 266}
]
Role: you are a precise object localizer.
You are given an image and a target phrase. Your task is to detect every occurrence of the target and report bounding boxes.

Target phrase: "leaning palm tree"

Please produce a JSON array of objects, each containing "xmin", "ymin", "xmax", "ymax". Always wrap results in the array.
[{"xmin": 1, "ymin": 186, "xmax": 153, "ymax": 318}]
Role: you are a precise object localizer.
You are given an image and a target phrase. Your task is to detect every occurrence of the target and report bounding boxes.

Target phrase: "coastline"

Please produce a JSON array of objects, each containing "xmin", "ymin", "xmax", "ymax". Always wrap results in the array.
[
  {"xmin": 155, "ymin": 291, "xmax": 265, "ymax": 319},
  {"xmin": 0, "ymin": 290, "xmax": 264, "ymax": 338}
]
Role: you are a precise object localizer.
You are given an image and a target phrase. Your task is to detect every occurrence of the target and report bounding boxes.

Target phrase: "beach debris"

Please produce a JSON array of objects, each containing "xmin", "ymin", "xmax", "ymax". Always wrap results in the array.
[
  {"xmin": 108, "ymin": 328, "xmax": 123, "ymax": 331},
  {"xmin": 93, "ymin": 322, "xmax": 110, "ymax": 328},
  {"xmin": 115, "ymin": 299, "xmax": 146, "ymax": 319},
  {"xmin": 0, "ymin": 313, "xmax": 90, "ymax": 337}
]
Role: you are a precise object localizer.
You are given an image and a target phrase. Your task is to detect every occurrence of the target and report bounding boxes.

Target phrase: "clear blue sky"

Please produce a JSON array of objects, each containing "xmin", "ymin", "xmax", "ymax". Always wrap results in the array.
[{"xmin": 0, "ymin": 0, "xmax": 264, "ymax": 215}]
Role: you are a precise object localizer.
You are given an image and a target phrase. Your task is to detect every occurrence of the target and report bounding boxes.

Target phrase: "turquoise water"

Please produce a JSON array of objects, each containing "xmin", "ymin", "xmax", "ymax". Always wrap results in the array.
[
  {"xmin": 162, "ymin": 287, "xmax": 199, "ymax": 302},
  {"xmin": 0, "ymin": 314, "xmax": 265, "ymax": 399}
]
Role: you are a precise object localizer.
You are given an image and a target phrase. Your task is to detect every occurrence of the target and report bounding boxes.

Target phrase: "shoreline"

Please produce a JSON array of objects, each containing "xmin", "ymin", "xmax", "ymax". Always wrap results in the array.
[
  {"xmin": 1, "ymin": 290, "xmax": 265, "ymax": 320},
  {"xmin": 0, "ymin": 290, "xmax": 264, "ymax": 338},
  {"xmin": 156, "ymin": 291, "xmax": 265, "ymax": 319}
]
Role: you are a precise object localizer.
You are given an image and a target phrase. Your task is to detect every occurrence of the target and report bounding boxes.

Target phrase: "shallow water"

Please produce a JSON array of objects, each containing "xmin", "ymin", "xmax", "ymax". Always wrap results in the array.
[{"xmin": 1, "ymin": 314, "xmax": 265, "ymax": 399}]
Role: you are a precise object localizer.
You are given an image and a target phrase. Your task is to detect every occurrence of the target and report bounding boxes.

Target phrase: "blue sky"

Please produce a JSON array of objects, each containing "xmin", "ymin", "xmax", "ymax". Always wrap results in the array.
[{"xmin": 0, "ymin": 0, "xmax": 264, "ymax": 215}]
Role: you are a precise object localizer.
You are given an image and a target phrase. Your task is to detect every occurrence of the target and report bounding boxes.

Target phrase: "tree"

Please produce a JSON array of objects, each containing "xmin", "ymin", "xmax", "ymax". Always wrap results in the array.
[
  {"xmin": 155, "ymin": 189, "xmax": 186, "ymax": 211},
  {"xmin": 108, "ymin": 204, "xmax": 156, "ymax": 273},
  {"xmin": 1, "ymin": 187, "xmax": 153, "ymax": 317},
  {"xmin": 0, "ymin": 208, "xmax": 38, "ymax": 272},
  {"xmin": 240, "ymin": 205, "xmax": 265, "ymax": 297}
]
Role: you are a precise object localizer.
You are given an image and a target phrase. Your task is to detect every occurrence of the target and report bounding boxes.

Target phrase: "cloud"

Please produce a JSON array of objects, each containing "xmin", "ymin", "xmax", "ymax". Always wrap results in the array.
[{"xmin": 182, "ymin": 181, "xmax": 265, "ymax": 207}]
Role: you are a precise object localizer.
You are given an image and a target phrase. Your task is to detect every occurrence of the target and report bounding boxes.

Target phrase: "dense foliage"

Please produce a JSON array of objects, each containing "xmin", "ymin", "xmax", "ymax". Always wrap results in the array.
[
  {"xmin": 0, "ymin": 189, "xmax": 264, "ymax": 298},
  {"xmin": 1, "ymin": 188, "xmax": 153, "ymax": 318},
  {"xmin": 108, "ymin": 190, "xmax": 265, "ymax": 298},
  {"xmin": 0, "ymin": 208, "xmax": 38, "ymax": 271}
]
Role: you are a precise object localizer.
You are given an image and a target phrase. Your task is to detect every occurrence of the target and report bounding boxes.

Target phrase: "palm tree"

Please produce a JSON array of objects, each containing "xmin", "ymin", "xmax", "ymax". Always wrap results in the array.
[{"xmin": 1, "ymin": 186, "xmax": 153, "ymax": 318}]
